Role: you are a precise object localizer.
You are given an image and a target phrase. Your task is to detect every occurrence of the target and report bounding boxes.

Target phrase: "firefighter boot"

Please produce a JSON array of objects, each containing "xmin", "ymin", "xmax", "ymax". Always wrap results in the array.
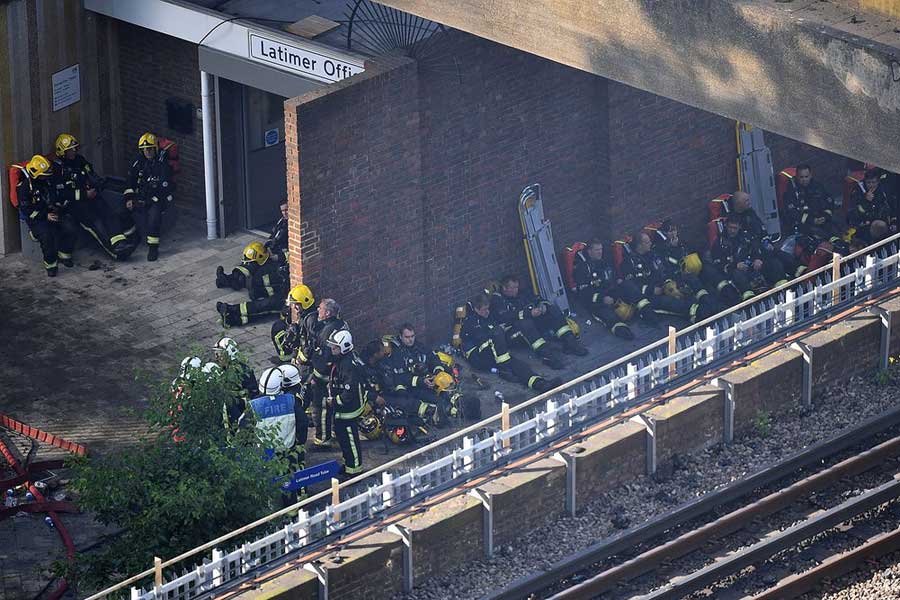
[
  {"xmin": 537, "ymin": 345, "xmax": 565, "ymax": 370},
  {"xmin": 561, "ymin": 333, "xmax": 588, "ymax": 356},
  {"xmin": 533, "ymin": 376, "xmax": 563, "ymax": 393}
]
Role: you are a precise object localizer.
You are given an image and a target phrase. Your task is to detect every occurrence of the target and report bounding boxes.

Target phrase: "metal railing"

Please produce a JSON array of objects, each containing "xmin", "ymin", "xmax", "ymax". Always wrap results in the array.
[{"xmin": 92, "ymin": 234, "xmax": 900, "ymax": 600}]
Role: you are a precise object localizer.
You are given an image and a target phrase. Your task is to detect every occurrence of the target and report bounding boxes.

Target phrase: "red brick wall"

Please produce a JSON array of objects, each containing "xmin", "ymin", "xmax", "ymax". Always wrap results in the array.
[{"xmin": 117, "ymin": 22, "xmax": 205, "ymax": 213}]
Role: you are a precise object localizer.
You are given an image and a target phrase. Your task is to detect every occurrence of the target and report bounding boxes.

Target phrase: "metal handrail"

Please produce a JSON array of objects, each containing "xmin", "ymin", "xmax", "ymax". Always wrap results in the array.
[{"xmin": 90, "ymin": 232, "xmax": 900, "ymax": 600}]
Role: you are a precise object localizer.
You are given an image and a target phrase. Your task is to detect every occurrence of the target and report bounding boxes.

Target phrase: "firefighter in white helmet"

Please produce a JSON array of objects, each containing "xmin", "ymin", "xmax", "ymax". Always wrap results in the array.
[{"xmin": 325, "ymin": 329, "xmax": 367, "ymax": 477}]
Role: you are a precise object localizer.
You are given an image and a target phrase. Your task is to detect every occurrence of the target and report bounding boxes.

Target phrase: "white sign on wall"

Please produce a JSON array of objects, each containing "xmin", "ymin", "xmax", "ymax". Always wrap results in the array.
[
  {"xmin": 51, "ymin": 64, "xmax": 81, "ymax": 112},
  {"xmin": 248, "ymin": 33, "xmax": 363, "ymax": 83}
]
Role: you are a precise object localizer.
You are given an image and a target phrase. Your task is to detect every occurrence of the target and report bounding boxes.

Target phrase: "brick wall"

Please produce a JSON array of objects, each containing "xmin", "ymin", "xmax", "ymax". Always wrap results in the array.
[{"xmin": 117, "ymin": 22, "xmax": 205, "ymax": 214}]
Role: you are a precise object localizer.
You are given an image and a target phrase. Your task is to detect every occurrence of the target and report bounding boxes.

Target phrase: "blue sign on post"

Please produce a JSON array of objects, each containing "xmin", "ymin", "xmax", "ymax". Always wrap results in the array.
[
  {"xmin": 264, "ymin": 128, "xmax": 279, "ymax": 148},
  {"xmin": 280, "ymin": 460, "xmax": 340, "ymax": 492}
]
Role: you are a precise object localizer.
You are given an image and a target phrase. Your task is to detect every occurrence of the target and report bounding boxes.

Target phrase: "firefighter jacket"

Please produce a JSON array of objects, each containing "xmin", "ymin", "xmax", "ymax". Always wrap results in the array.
[
  {"xmin": 619, "ymin": 251, "xmax": 664, "ymax": 289},
  {"xmin": 849, "ymin": 185, "xmax": 896, "ymax": 232},
  {"xmin": 711, "ymin": 232, "xmax": 760, "ymax": 273},
  {"xmin": 782, "ymin": 179, "xmax": 834, "ymax": 232},
  {"xmin": 240, "ymin": 259, "xmax": 287, "ymax": 301},
  {"xmin": 382, "ymin": 337, "xmax": 446, "ymax": 392},
  {"xmin": 124, "ymin": 152, "xmax": 175, "ymax": 204},
  {"xmin": 328, "ymin": 353, "xmax": 371, "ymax": 420},
  {"xmin": 652, "ymin": 243, "xmax": 688, "ymax": 282},
  {"xmin": 249, "ymin": 393, "xmax": 297, "ymax": 451},
  {"xmin": 460, "ymin": 310, "xmax": 502, "ymax": 359},
  {"xmin": 729, "ymin": 206, "xmax": 768, "ymax": 242},
  {"xmin": 15, "ymin": 172, "xmax": 58, "ymax": 224},
  {"xmin": 572, "ymin": 252, "xmax": 618, "ymax": 304},
  {"xmin": 52, "ymin": 154, "xmax": 99, "ymax": 205},
  {"xmin": 490, "ymin": 290, "xmax": 550, "ymax": 329},
  {"xmin": 266, "ymin": 217, "xmax": 289, "ymax": 263},
  {"xmin": 297, "ymin": 313, "xmax": 348, "ymax": 376},
  {"xmin": 272, "ymin": 306, "xmax": 315, "ymax": 361}
]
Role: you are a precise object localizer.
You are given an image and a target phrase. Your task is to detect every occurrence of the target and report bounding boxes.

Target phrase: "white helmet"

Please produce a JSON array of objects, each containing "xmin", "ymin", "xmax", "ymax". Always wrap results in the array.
[
  {"xmin": 202, "ymin": 362, "xmax": 222, "ymax": 377},
  {"xmin": 327, "ymin": 329, "xmax": 353, "ymax": 354},
  {"xmin": 258, "ymin": 367, "xmax": 284, "ymax": 395},
  {"xmin": 180, "ymin": 356, "xmax": 202, "ymax": 379},
  {"xmin": 212, "ymin": 337, "xmax": 239, "ymax": 360},
  {"xmin": 279, "ymin": 364, "xmax": 302, "ymax": 388}
]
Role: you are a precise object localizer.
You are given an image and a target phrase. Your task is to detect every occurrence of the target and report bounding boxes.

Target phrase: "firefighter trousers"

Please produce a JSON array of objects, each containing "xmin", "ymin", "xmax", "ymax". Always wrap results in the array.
[
  {"xmin": 505, "ymin": 304, "xmax": 572, "ymax": 352},
  {"xmin": 334, "ymin": 417, "xmax": 363, "ymax": 474},
  {"xmin": 467, "ymin": 332, "xmax": 546, "ymax": 390},
  {"xmin": 28, "ymin": 217, "xmax": 77, "ymax": 271},
  {"xmin": 220, "ymin": 294, "xmax": 284, "ymax": 327}
]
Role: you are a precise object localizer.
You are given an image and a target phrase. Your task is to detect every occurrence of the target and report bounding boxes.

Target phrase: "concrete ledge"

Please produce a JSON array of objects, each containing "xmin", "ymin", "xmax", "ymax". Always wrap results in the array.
[
  {"xmin": 476, "ymin": 457, "xmax": 567, "ymax": 547},
  {"xmin": 566, "ymin": 420, "xmax": 645, "ymax": 509},
  {"xmin": 719, "ymin": 348, "xmax": 804, "ymax": 433},
  {"xmin": 318, "ymin": 531, "xmax": 404, "ymax": 599},
  {"xmin": 804, "ymin": 315, "xmax": 881, "ymax": 398},
  {"xmin": 878, "ymin": 296, "xmax": 900, "ymax": 357},
  {"xmin": 397, "ymin": 494, "xmax": 483, "ymax": 583},
  {"xmin": 649, "ymin": 385, "xmax": 724, "ymax": 466},
  {"xmin": 237, "ymin": 568, "xmax": 318, "ymax": 600}
]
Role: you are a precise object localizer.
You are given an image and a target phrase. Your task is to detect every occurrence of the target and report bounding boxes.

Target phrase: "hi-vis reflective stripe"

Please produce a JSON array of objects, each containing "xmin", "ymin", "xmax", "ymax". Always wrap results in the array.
[
  {"xmin": 717, "ymin": 280, "xmax": 732, "ymax": 292},
  {"xmin": 612, "ymin": 322, "xmax": 629, "ymax": 334},
  {"xmin": 147, "ymin": 235, "xmax": 160, "ymax": 245},
  {"xmin": 742, "ymin": 290, "xmax": 756, "ymax": 300},
  {"xmin": 236, "ymin": 265, "xmax": 251, "ymax": 278},
  {"xmin": 110, "ymin": 234, "xmax": 127, "ymax": 245},
  {"xmin": 57, "ymin": 251, "xmax": 72, "ymax": 259},
  {"xmin": 637, "ymin": 298, "xmax": 651, "ymax": 310},
  {"xmin": 555, "ymin": 324, "xmax": 572, "ymax": 337},
  {"xmin": 123, "ymin": 188, "xmax": 134, "ymax": 195},
  {"xmin": 74, "ymin": 188, "xmax": 81, "ymax": 201},
  {"xmin": 29, "ymin": 211, "xmax": 39, "ymax": 219},
  {"xmin": 123, "ymin": 226, "xmax": 137, "ymax": 236},
  {"xmin": 531, "ymin": 337, "xmax": 546, "ymax": 350},
  {"xmin": 43, "ymin": 260, "xmax": 58, "ymax": 269},
  {"xmin": 240, "ymin": 302, "xmax": 250, "ymax": 324},
  {"xmin": 527, "ymin": 376, "xmax": 540, "ymax": 389},
  {"xmin": 262, "ymin": 274, "xmax": 275, "ymax": 296}
]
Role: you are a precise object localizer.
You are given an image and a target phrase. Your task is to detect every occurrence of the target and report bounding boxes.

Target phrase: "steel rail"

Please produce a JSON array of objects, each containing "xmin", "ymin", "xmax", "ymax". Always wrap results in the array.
[
  {"xmin": 207, "ymin": 285, "xmax": 900, "ymax": 600},
  {"xmin": 549, "ymin": 434, "xmax": 900, "ymax": 599},
  {"xmin": 632, "ymin": 476, "xmax": 900, "ymax": 600},
  {"xmin": 486, "ymin": 403, "xmax": 900, "ymax": 600}
]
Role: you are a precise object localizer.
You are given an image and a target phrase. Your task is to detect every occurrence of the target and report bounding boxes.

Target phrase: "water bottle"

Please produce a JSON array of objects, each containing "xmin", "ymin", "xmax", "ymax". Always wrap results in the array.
[
  {"xmin": 494, "ymin": 391, "xmax": 505, "ymax": 403},
  {"xmin": 490, "ymin": 368, "xmax": 499, "ymax": 374},
  {"xmin": 44, "ymin": 516, "xmax": 55, "ymax": 529},
  {"xmin": 4, "ymin": 489, "xmax": 16, "ymax": 508},
  {"xmin": 24, "ymin": 491, "xmax": 34, "ymax": 503}
]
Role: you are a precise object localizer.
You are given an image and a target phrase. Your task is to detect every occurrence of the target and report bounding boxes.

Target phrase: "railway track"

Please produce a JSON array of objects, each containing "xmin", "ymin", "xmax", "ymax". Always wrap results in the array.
[{"xmin": 489, "ymin": 406, "xmax": 900, "ymax": 600}]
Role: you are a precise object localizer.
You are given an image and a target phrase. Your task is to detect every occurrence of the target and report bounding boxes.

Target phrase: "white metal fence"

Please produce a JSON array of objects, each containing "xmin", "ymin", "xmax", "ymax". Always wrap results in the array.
[{"xmin": 92, "ymin": 235, "xmax": 900, "ymax": 600}]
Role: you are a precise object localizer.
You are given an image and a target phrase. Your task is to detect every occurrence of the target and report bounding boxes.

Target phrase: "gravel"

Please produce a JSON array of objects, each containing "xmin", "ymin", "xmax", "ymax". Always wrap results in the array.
[
  {"xmin": 805, "ymin": 549, "xmax": 900, "ymax": 600},
  {"xmin": 393, "ymin": 373, "xmax": 900, "ymax": 600}
]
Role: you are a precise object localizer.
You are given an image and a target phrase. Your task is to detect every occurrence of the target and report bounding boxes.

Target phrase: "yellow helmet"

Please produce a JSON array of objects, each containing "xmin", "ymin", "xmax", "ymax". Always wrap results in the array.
[
  {"xmin": 436, "ymin": 351, "xmax": 454, "ymax": 368},
  {"xmin": 566, "ymin": 317, "xmax": 581, "ymax": 339},
  {"xmin": 683, "ymin": 252, "xmax": 702, "ymax": 276},
  {"xmin": 25, "ymin": 155, "xmax": 51, "ymax": 178},
  {"xmin": 614, "ymin": 300, "xmax": 636, "ymax": 322},
  {"xmin": 138, "ymin": 132, "xmax": 158, "ymax": 150},
  {"xmin": 358, "ymin": 414, "xmax": 382, "ymax": 441},
  {"xmin": 242, "ymin": 241, "xmax": 269, "ymax": 265},
  {"xmin": 287, "ymin": 284, "xmax": 314, "ymax": 309},
  {"xmin": 663, "ymin": 280, "xmax": 684, "ymax": 300},
  {"xmin": 54, "ymin": 133, "xmax": 79, "ymax": 157},
  {"xmin": 433, "ymin": 371, "xmax": 455, "ymax": 394}
]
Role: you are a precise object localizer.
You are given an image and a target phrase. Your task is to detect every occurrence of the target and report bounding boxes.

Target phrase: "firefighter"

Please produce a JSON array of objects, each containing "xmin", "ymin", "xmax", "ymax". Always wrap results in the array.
[
  {"xmin": 271, "ymin": 284, "xmax": 316, "ymax": 363},
  {"xmin": 490, "ymin": 275, "xmax": 587, "ymax": 370},
  {"xmin": 278, "ymin": 363, "xmax": 309, "ymax": 502},
  {"xmin": 51, "ymin": 133, "xmax": 135, "ymax": 261},
  {"xmin": 324, "ymin": 330, "xmax": 367, "ymax": 477},
  {"xmin": 572, "ymin": 238, "xmax": 635, "ymax": 340},
  {"xmin": 781, "ymin": 164, "xmax": 837, "ymax": 240},
  {"xmin": 619, "ymin": 231, "xmax": 695, "ymax": 324},
  {"xmin": 215, "ymin": 242, "xmax": 289, "ymax": 328},
  {"xmin": 123, "ymin": 132, "xmax": 175, "ymax": 261},
  {"xmin": 266, "ymin": 202, "xmax": 290, "ymax": 264},
  {"xmin": 849, "ymin": 169, "xmax": 897, "ymax": 244},
  {"xmin": 730, "ymin": 191, "xmax": 804, "ymax": 279},
  {"xmin": 16, "ymin": 155, "xmax": 78, "ymax": 276},
  {"xmin": 213, "ymin": 337, "xmax": 259, "ymax": 432},
  {"xmin": 381, "ymin": 324, "xmax": 449, "ymax": 427},
  {"xmin": 649, "ymin": 221, "xmax": 723, "ymax": 323},
  {"xmin": 709, "ymin": 215, "xmax": 783, "ymax": 299},
  {"xmin": 251, "ymin": 367, "xmax": 306, "ymax": 505},
  {"xmin": 461, "ymin": 293, "xmax": 561, "ymax": 393},
  {"xmin": 298, "ymin": 298, "xmax": 349, "ymax": 448},
  {"xmin": 359, "ymin": 339, "xmax": 426, "ymax": 442}
]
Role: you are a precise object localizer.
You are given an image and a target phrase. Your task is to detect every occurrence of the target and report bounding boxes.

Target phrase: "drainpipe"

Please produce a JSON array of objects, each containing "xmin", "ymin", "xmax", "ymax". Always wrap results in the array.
[{"xmin": 201, "ymin": 70, "xmax": 217, "ymax": 240}]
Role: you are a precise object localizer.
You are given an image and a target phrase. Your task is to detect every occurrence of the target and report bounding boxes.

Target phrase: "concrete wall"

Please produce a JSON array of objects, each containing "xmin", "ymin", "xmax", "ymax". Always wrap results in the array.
[
  {"xmin": 246, "ymin": 294, "xmax": 900, "ymax": 600},
  {"xmin": 0, "ymin": 0, "xmax": 123, "ymax": 255}
]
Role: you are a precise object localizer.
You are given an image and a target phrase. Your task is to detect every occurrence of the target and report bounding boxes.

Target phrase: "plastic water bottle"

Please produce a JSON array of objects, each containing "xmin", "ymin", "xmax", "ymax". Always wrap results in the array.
[
  {"xmin": 494, "ymin": 391, "xmax": 505, "ymax": 403},
  {"xmin": 44, "ymin": 516, "xmax": 55, "ymax": 529},
  {"xmin": 585, "ymin": 319, "xmax": 593, "ymax": 326},
  {"xmin": 490, "ymin": 367, "xmax": 498, "ymax": 374},
  {"xmin": 4, "ymin": 489, "xmax": 16, "ymax": 508},
  {"xmin": 24, "ymin": 491, "xmax": 34, "ymax": 503}
]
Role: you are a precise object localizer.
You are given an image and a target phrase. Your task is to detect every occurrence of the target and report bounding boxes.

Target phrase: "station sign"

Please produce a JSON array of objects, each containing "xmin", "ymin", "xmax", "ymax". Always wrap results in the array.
[{"xmin": 248, "ymin": 33, "xmax": 363, "ymax": 84}]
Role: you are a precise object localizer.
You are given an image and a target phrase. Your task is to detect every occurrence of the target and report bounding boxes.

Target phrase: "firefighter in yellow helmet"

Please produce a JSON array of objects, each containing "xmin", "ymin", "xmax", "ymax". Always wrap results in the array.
[
  {"xmin": 51, "ymin": 133, "xmax": 136, "ymax": 261},
  {"xmin": 572, "ymin": 238, "xmax": 635, "ymax": 340},
  {"xmin": 123, "ymin": 132, "xmax": 176, "ymax": 261},
  {"xmin": 15, "ymin": 154, "xmax": 78, "ymax": 276},
  {"xmin": 215, "ymin": 242, "xmax": 290, "ymax": 328},
  {"xmin": 271, "ymin": 284, "xmax": 317, "ymax": 362}
]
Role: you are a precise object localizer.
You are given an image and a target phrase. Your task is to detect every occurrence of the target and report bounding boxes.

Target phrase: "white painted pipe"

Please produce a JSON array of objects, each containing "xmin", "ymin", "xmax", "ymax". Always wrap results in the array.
[{"xmin": 201, "ymin": 70, "xmax": 217, "ymax": 240}]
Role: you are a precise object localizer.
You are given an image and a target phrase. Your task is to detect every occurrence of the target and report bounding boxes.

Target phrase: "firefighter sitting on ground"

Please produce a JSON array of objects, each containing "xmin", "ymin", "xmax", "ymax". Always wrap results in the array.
[
  {"xmin": 849, "ymin": 169, "xmax": 897, "ymax": 245},
  {"xmin": 618, "ymin": 231, "xmax": 696, "ymax": 325},
  {"xmin": 324, "ymin": 329, "xmax": 367, "ymax": 477},
  {"xmin": 709, "ymin": 215, "xmax": 783, "ymax": 301},
  {"xmin": 572, "ymin": 238, "xmax": 636, "ymax": 340},
  {"xmin": 123, "ymin": 132, "xmax": 176, "ymax": 262},
  {"xmin": 461, "ymin": 293, "xmax": 561, "ymax": 393},
  {"xmin": 52, "ymin": 133, "xmax": 136, "ymax": 261},
  {"xmin": 215, "ymin": 242, "xmax": 289, "ymax": 328},
  {"xmin": 781, "ymin": 164, "xmax": 837, "ymax": 242},
  {"xmin": 15, "ymin": 155, "xmax": 79, "ymax": 277},
  {"xmin": 490, "ymin": 274, "xmax": 588, "ymax": 370},
  {"xmin": 271, "ymin": 284, "xmax": 316, "ymax": 363}
]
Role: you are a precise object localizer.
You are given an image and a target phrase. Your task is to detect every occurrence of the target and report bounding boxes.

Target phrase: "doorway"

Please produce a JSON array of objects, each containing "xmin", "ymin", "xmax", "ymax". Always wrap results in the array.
[{"xmin": 243, "ymin": 86, "xmax": 287, "ymax": 231}]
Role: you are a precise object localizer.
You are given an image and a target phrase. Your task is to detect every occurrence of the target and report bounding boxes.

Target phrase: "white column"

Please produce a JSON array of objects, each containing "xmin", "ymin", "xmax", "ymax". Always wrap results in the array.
[{"xmin": 201, "ymin": 70, "xmax": 217, "ymax": 240}]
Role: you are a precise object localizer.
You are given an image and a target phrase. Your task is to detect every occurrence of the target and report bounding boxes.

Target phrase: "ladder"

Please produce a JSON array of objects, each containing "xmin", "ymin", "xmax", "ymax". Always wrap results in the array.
[
  {"xmin": 736, "ymin": 122, "xmax": 781, "ymax": 236},
  {"xmin": 518, "ymin": 184, "xmax": 570, "ymax": 314}
]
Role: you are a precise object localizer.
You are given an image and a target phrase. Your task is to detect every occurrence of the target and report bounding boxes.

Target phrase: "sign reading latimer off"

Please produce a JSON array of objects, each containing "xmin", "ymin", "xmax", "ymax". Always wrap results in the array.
[{"xmin": 248, "ymin": 33, "xmax": 364, "ymax": 83}]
